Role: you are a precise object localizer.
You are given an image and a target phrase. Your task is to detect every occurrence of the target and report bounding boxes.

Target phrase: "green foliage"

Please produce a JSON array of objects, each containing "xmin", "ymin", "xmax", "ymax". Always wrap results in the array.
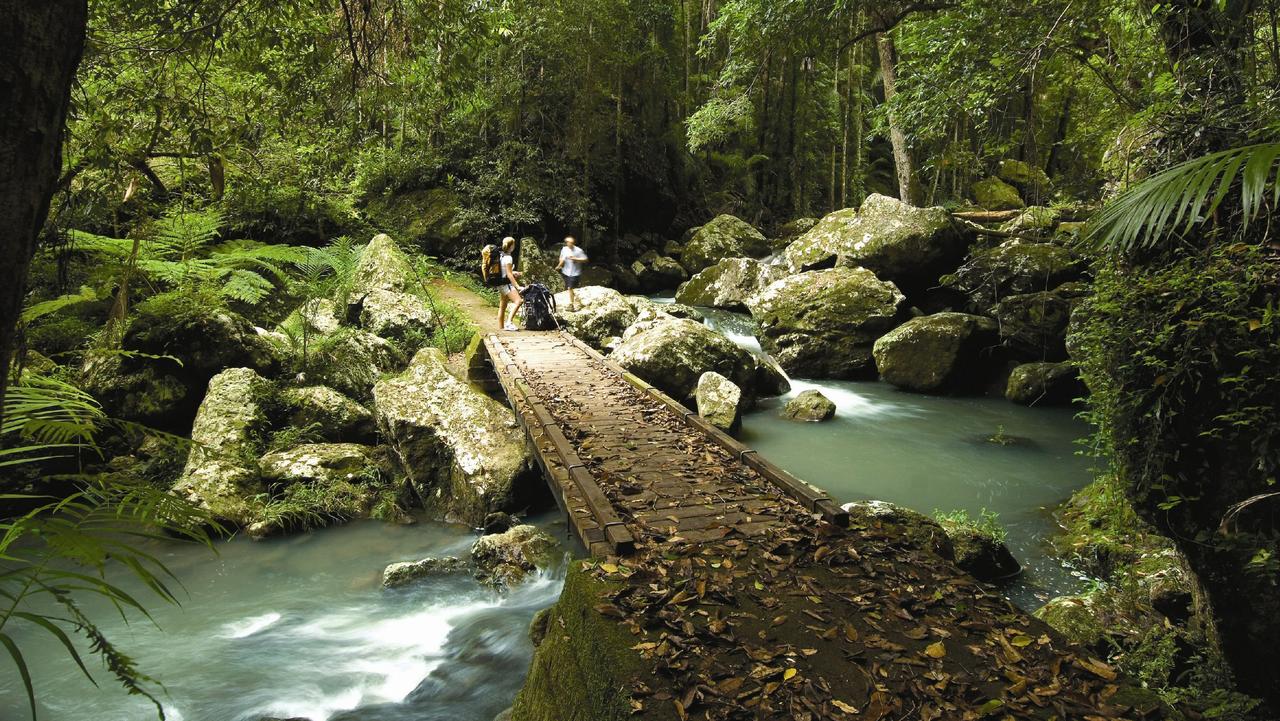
[
  {"xmin": 265, "ymin": 422, "xmax": 325, "ymax": 454},
  {"xmin": 933, "ymin": 507, "xmax": 1008, "ymax": 543}
]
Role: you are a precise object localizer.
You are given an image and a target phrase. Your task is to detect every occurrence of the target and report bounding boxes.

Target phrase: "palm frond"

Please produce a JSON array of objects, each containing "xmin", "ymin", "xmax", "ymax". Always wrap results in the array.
[{"xmin": 1089, "ymin": 141, "xmax": 1280, "ymax": 253}]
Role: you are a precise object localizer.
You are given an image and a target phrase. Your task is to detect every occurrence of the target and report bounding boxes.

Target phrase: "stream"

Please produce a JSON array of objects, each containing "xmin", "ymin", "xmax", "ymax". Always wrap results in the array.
[{"xmin": 2, "ymin": 304, "xmax": 1094, "ymax": 721}]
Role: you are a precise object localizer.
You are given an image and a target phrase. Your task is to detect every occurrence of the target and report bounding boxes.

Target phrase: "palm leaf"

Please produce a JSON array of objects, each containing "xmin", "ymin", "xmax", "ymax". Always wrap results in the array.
[{"xmin": 1090, "ymin": 141, "xmax": 1280, "ymax": 253}]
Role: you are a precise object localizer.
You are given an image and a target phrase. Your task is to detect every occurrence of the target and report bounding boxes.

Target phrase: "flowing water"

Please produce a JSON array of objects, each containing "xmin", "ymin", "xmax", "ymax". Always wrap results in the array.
[
  {"xmin": 1, "ymin": 517, "xmax": 568, "ymax": 721},
  {"xmin": 4, "ymin": 303, "xmax": 1094, "ymax": 720}
]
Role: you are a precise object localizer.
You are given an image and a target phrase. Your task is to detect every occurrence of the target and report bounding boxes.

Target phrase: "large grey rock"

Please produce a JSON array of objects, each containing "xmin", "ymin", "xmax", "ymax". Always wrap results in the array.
[
  {"xmin": 308, "ymin": 330, "xmax": 406, "ymax": 402},
  {"xmin": 351, "ymin": 233, "xmax": 418, "ymax": 295},
  {"xmin": 280, "ymin": 385, "xmax": 376, "ymax": 442},
  {"xmin": 772, "ymin": 217, "xmax": 818, "ymax": 252},
  {"xmin": 972, "ymin": 177, "xmax": 1025, "ymax": 210},
  {"xmin": 695, "ymin": 372, "xmax": 742, "ymax": 432},
  {"xmin": 374, "ymin": 348, "xmax": 531, "ymax": 524},
  {"xmin": 554, "ymin": 286, "xmax": 638, "ymax": 349},
  {"xmin": 357, "ymin": 288, "xmax": 434, "ymax": 342},
  {"xmin": 675, "ymin": 258, "xmax": 787, "ymax": 311},
  {"xmin": 748, "ymin": 268, "xmax": 909, "ymax": 379},
  {"xmin": 784, "ymin": 195, "xmax": 969, "ymax": 287},
  {"xmin": 680, "ymin": 215, "xmax": 770, "ymax": 273},
  {"xmin": 382, "ymin": 557, "xmax": 468, "ymax": 589},
  {"xmin": 943, "ymin": 240, "xmax": 1087, "ymax": 313},
  {"xmin": 630, "ymin": 251, "xmax": 687, "ymax": 292},
  {"xmin": 258, "ymin": 443, "xmax": 378, "ymax": 486},
  {"xmin": 344, "ymin": 233, "xmax": 435, "ymax": 341},
  {"xmin": 782, "ymin": 389, "xmax": 836, "ymax": 422},
  {"xmin": 872, "ymin": 312, "xmax": 999, "ymax": 393},
  {"xmin": 172, "ymin": 368, "xmax": 273, "ymax": 526},
  {"xmin": 611, "ymin": 316, "xmax": 757, "ymax": 402},
  {"xmin": 471, "ymin": 524, "xmax": 557, "ymax": 588},
  {"xmin": 1005, "ymin": 361, "xmax": 1085, "ymax": 406}
]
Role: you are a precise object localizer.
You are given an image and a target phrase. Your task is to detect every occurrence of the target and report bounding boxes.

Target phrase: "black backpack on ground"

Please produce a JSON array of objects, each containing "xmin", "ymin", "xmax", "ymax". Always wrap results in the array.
[{"xmin": 521, "ymin": 283, "xmax": 558, "ymax": 331}]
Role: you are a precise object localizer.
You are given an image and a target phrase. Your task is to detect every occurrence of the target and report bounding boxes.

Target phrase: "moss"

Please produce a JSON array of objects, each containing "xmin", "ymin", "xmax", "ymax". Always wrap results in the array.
[{"xmin": 511, "ymin": 562, "xmax": 669, "ymax": 721}]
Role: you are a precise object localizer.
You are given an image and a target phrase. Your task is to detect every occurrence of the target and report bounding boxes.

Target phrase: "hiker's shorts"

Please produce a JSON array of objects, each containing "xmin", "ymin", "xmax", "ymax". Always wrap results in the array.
[{"xmin": 562, "ymin": 273, "xmax": 581, "ymax": 289}]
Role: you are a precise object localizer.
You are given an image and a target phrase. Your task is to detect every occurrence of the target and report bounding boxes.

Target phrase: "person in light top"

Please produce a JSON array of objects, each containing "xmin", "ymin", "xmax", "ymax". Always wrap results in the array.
[
  {"xmin": 555, "ymin": 236, "xmax": 589, "ymax": 311},
  {"xmin": 497, "ymin": 236, "xmax": 525, "ymax": 331}
]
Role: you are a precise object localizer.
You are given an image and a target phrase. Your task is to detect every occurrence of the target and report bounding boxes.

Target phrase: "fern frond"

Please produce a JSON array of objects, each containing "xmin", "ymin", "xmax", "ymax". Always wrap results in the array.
[
  {"xmin": 1090, "ymin": 141, "xmax": 1280, "ymax": 253},
  {"xmin": 219, "ymin": 268, "xmax": 275, "ymax": 305},
  {"xmin": 20, "ymin": 287, "xmax": 101, "ymax": 325}
]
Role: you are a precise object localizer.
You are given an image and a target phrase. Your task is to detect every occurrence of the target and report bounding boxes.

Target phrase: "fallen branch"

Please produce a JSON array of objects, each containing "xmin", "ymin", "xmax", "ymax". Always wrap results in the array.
[{"xmin": 951, "ymin": 209, "xmax": 1022, "ymax": 223}]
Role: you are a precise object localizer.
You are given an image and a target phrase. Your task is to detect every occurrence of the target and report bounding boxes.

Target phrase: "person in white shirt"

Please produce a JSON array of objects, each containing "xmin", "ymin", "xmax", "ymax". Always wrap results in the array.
[
  {"xmin": 497, "ymin": 236, "xmax": 525, "ymax": 331},
  {"xmin": 555, "ymin": 236, "xmax": 589, "ymax": 311}
]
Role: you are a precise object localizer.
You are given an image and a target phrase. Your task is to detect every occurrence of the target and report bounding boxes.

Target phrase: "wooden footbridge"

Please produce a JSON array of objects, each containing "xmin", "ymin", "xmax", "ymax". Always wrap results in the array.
[{"xmin": 473, "ymin": 329, "xmax": 1171, "ymax": 721}]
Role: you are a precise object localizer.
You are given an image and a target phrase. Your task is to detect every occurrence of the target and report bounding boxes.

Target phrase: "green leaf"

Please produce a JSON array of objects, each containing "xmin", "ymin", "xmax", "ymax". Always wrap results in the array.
[{"xmin": 0, "ymin": 632, "xmax": 37, "ymax": 720}]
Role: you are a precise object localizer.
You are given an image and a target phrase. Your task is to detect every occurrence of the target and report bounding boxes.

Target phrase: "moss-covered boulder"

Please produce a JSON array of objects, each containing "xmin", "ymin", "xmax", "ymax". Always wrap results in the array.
[
  {"xmin": 352, "ymin": 233, "xmax": 418, "ymax": 295},
  {"xmin": 784, "ymin": 195, "xmax": 970, "ymax": 288},
  {"xmin": 364, "ymin": 188, "xmax": 467, "ymax": 266},
  {"xmin": 517, "ymin": 237, "xmax": 566, "ymax": 293},
  {"xmin": 999, "ymin": 206, "xmax": 1059, "ymax": 236},
  {"xmin": 345, "ymin": 233, "xmax": 435, "ymax": 341},
  {"xmin": 781, "ymin": 389, "xmax": 836, "ymax": 421},
  {"xmin": 1005, "ymin": 361, "xmax": 1085, "ymax": 406},
  {"xmin": 471, "ymin": 524, "xmax": 558, "ymax": 588},
  {"xmin": 83, "ymin": 293, "xmax": 282, "ymax": 430},
  {"xmin": 997, "ymin": 159, "xmax": 1051, "ymax": 195},
  {"xmin": 673, "ymin": 257, "xmax": 787, "ymax": 311},
  {"xmin": 695, "ymin": 371, "xmax": 742, "ymax": 432},
  {"xmin": 172, "ymin": 368, "xmax": 274, "ymax": 527},
  {"xmin": 840, "ymin": 500, "xmax": 955, "ymax": 560},
  {"xmin": 373, "ymin": 348, "xmax": 532, "ymax": 524},
  {"xmin": 611, "ymin": 316, "xmax": 757, "ymax": 403},
  {"xmin": 772, "ymin": 216, "xmax": 818, "ymax": 252},
  {"xmin": 258, "ymin": 443, "xmax": 378, "ymax": 486},
  {"xmin": 1035, "ymin": 595, "xmax": 1108, "ymax": 649},
  {"xmin": 510, "ymin": 563, "xmax": 651, "ymax": 721},
  {"xmin": 939, "ymin": 524, "xmax": 1022, "ymax": 582},
  {"xmin": 993, "ymin": 288, "xmax": 1077, "ymax": 359},
  {"xmin": 972, "ymin": 177, "xmax": 1025, "ymax": 211},
  {"xmin": 871, "ymin": 312, "xmax": 998, "ymax": 393},
  {"xmin": 308, "ymin": 329, "xmax": 406, "ymax": 402},
  {"xmin": 554, "ymin": 286, "xmax": 639, "ymax": 350},
  {"xmin": 680, "ymin": 214, "xmax": 770, "ymax": 273},
  {"xmin": 280, "ymin": 385, "xmax": 376, "ymax": 443},
  {"xmin": 748, "ymin": 268, "xmax": 909, "ymax": 379},
  {"xmin": 754, "ymin": 354, "xmax": 791, "ymax": 397},
  {"xmin": 630, "ymin": 251, "xmax": 687, "ymax": 293},
  {"xmin": 943, "ymin": 240, "xmax": 1087, "ymax": 313}
]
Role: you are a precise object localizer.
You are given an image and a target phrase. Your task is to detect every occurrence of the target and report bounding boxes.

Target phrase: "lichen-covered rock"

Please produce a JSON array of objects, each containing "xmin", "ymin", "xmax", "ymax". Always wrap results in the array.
[
  {"xmin": 680, "ymin": 215, "xmax": 770, "ymax": 273},
  {"xmin": 259, "ymin": 443, "xmax": 378, "ymax": 486},
  {"xmin": 625, "ymin": 296, "xmax": 703, "ymax": 323},
  {"xmin": 1034, "ymin": 595, "xmax": 1107, "ymax": 648},
  {"xmin": 351, "ymin": 233, "xmax": 418, "ymax": 295},
  {"xmin": 748, "ymin": 268, "xmax": 909, "ymax": 379},
  {"xmin": 471, "ymin": 524, "xmax": 557, "ymax": 588},
  {"xmin": 309, "ymin": 329, "xmax": 406, "ymax": 402},
  {"xmin": 554, "ymin": 286, "xmax": 639, "ymax": 349},
  {"xmin": 172, "ymin": 368, "xmax": 273, "ymax": 526},
  {"xmin": 695, "ymin": 372, "xmax": 742, "ymax": 432},
  {"xmin": 381, "ymin": 556, "xmax": 468, "ymax": 589},
  {"xmin": 357, "ymin": 288, "xmax": 434, "ymax": 342},
  {"xmin": 374, "ymin": 348, "xmax": 531, "ymax": 524},
  {"xmin": 993, "ymin": 289, "xmax": 1075, "ymax": 359},
  {"xmin": 782, "ymin": 389, "xmax": 836, "ymax": 422},
  {"xmin": 674, "ymin": 258, "xmax": 787, "ymax": 311},
  {"xmin": 784, "ymin": 195, "xmax": 969, "ymax": 287},
  {"xmin": 772, "ymin": 217, "xmax": 818, "ymax": 251},
  {"xmin": 1005, "ymin": 361, "xmax": 1085, "ymax": 406},
  {"xmin": 872, "ymin": 313, "xmax": 998, "ymax": 393},
  {"xmin": 944, "ymin": 240, "xmax": 1087, "ymax": 313},
  {"xmin": 610, "ymin": 316, "xmax": 757, "ymax": 402},
  {"xmin": 941, "ymin": 525, "xmax": 1022, "ymax": 582},
  {"xmin": 280, "ymin": 385, "xmax": 376, "ymax": 442},
  {"xmin": 972, "ymin": 177, "xmax": 1025, "ymax": 211},
  {"xmin": 999, "ymin": 206, "xmax": 1059, "ymax": 236},
  {"xmin": 840, "ymin": 501, "xmax": 954, "ymax": 560},
  {"xmin": 997, "ymin": 159, "xmax": 1051, "ymax": 194},
  {"xmin": 630, "ymin": 251, "xmax": 687, "ymax": 292}
]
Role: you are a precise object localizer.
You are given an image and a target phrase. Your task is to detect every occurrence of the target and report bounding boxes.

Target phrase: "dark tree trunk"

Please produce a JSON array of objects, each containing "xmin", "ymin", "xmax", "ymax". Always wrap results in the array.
[{"xmin": 0, "ymin": 0, "xmax": 89, "ymax": 427}]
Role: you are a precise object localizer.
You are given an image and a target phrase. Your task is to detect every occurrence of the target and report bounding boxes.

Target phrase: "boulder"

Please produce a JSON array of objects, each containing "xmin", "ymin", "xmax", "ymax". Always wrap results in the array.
[
  {"xmin": 753, "ymin": 354, "xmax": 792, "ymax": 397},
  {"xmin": 471, "ymin": 524, "xmax": 557, "ymax": 588},
  {"xmin": 782, "ymin": 389, "xmax": 836, "ymax": 422},
  {"xmin": 363, "ymin": 188, "xmax": 467, "ymax": 267},
  {"xmin": 280, "ymin": 385, "xmax": 376, "ymax": 443},
  {"xmin": 630, "ymin": 251, "xmax": 688, "ymax": 292},
  {"xmin": 259, "ymin": 443, "xmax": 378, "ymax": 486},
  {"xmin": 351, "ymin": 233, "xmax": 418, "ymax": 295},
  {"xmin": 1005, "ymin": 361, "xmax": 1085, "ymax": 406},
  {"xmin": 357, "ymin": 288, "xmax": 434, "ymax": 342},
  {"xmin": 381, "ymin": 556, "xmax": 468, "ymax": 589},
  {"xmin": 172, "ymin": 368, "xmax": 273, "ymax": 526},
  {"xmin": 554, "ymin": 286, "xmax": 638, "ymax": 349},
  {"xmin": 373, "ymin": 348, "xmax": 531, "ymax": 524},
  {"xmin": 695, "ymin": 372, "xmax": 742, "ymax": 432},
  {"xmin": 748, "ymin": 268, "xmax": 909, "ymax": 379},
  {"xmin": 841, "ymin": 501, "xmax": 954, "ymax": 560},
  {"xmin": 943, "ymin": 240, "xmax": 1087, "ymax": 313},
  {"xmin": 872, "ymin": 313, "xmax": 999, "ymax": 393},
  {"xmin": 84, "ymin": 294, "xmax": 282, "ymax": 430},
  {"xmin": 784, "ymin": 195, "xmax": 970, "ymax": 288},
  {"xmin": 626, "ymin": 296, "xmax": 704, "ymax": 322},
  {"xmin": 997, "ymin": 159, "xmax": 1051, "ymax": 195},
  {"xmin": 517, "ymin": 237, "xmax": 565, "ymax": 293},
  {"xmin": 942, "ymin": 525, "xmax": 1022, "ymax": 582},
  {"xmin": 772, "ymin": 217, "xmax": 819, "ymax": 252},
  {"xmin": 663, "ymin": 239, "xmax": 684, "ymax": 257},
  {"xmin": 1034, "ymin": 595, "xmax": 1107, "ymax": 649},
  {"xmin": 999, "ymin": 206, "xmax": 1059, "ymax": 236},
  {"xmin": 482, "ymin": 511, "xmax": 517, "ymax": 535},
  {"xmin": 993, "ymin": 289, "xmax": 1076, "ymax": 359},
  {"xmin": 308, "ymin": 329, "xmax": 406, "ymax": 402},
  {"xmin": 972, "ymin": 177, "xmax": 1025, "ymax": 211},
  {"xmin": 680, "ymin": 215, "xmax": 770, "ymax": 273},
  {"xmin": 674, "ymin": 258, "xmax": 787, "ymax": 311},
  {"xmin": 610, "ymin": 316, "xmax": 757, "ymax": 403},
  {"xmin": 528, "ymin": 607, "xmax": 552, "ymax": 647}
]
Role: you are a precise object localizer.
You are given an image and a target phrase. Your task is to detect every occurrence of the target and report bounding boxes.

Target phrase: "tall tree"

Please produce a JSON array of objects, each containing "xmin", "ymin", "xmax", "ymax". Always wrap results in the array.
[
  {"xmin": 0, "ymin": 0, "xmax": 89, "ymax": 427},
  {"xmin": 877, "ymin": 31, "xmax": 921, "ymax": 205}
]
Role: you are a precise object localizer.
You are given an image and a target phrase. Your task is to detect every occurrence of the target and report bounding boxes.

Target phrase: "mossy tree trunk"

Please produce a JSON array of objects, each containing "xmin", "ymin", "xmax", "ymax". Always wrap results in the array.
[{"xmin": 0, "ymin": 0, "xmax": 88, "ymax": 426}]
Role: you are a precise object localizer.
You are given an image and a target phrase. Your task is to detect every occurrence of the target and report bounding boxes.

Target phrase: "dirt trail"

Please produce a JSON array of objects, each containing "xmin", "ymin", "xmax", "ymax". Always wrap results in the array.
[{"xmin": 431, "ymin": 277, "xmax": 502, "ymax": 334}]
